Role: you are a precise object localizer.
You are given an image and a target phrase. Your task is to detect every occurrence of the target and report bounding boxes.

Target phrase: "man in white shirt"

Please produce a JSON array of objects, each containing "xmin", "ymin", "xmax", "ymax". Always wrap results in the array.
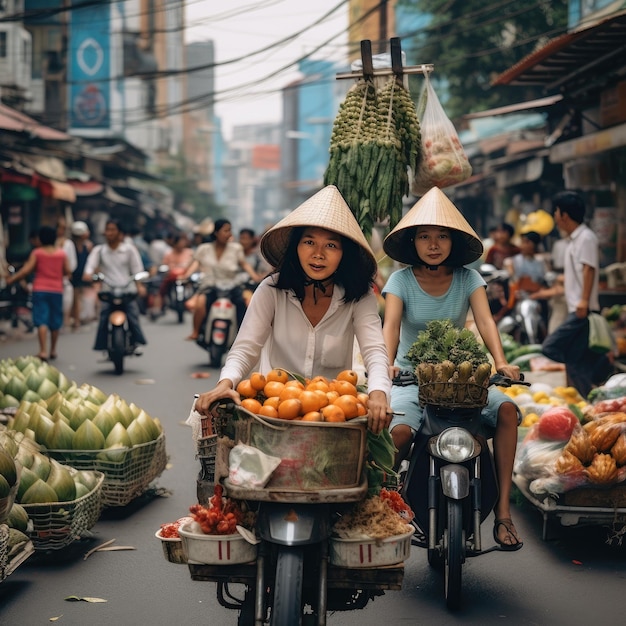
[
  {"xmin": 83, "ymin": 219, "xmax": 147, "ymax": 352},
  {"xmin": 534, "ymin": 191, "xmax": 612, "ymax": 396}
]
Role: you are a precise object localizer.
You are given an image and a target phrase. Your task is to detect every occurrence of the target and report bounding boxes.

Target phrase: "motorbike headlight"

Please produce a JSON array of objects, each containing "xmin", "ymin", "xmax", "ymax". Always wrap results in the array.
[{"xmin": 435, "ymin": 428, "xmax": 476, "ymax": 462}]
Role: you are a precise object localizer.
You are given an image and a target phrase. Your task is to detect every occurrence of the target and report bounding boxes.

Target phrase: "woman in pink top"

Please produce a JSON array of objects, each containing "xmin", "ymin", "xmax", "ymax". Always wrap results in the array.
[
  {"xmin": 153, "ymin": 233, "xmax": 194, "ymax": 312},
  {"xmin": 6, "ymin": 225, "xmax": 72, "ymax": 360}
]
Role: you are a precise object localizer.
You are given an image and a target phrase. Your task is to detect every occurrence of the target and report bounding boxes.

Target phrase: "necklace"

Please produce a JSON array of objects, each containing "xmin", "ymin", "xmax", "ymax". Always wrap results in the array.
[{"xmin": 303, "ymin": 277, "xmax": 334, "ymax": 304}]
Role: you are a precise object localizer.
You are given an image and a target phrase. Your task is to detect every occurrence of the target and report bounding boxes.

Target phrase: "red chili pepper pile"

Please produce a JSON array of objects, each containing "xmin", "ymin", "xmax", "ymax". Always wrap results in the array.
[
  {"xmin": 189, "ymin": 485, "xmax": 245, "ymax": 535},
  {"xmin": 380, "ymin": 487, "xmax": 414, "ymax": 521},
  {"xmin": 159, "ymin": 520, "xmax": 183, "ymax": 538}
]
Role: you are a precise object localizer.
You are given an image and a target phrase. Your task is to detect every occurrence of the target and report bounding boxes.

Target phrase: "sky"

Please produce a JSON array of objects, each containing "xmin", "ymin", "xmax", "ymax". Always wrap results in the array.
[{"xmin": 185, "ymin": 0, "xmax": 349, "ymax": 140}]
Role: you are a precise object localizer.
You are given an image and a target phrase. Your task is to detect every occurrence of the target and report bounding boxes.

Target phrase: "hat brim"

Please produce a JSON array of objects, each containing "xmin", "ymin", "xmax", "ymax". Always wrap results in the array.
[
  {"xmin": 383, "ymin": 187, "xmax": 483, "ymax": 266},
  {"xmin": 260, "ymin": 186, "xmax": 377, "ymax": 277}
]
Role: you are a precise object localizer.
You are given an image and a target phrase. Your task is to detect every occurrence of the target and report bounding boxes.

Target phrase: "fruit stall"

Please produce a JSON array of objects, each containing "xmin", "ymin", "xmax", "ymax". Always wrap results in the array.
[
  {"xmin": 508, "ymin": 372, "xmax": 626, "ymax": 540},
  {"xmin": 0, "ymin": 355, "xmax": 168, "ymax": 573}
]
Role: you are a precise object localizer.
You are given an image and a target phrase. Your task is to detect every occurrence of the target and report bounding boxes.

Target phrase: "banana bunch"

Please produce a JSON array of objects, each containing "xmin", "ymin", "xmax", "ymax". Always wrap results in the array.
[{"xmin": 324, "ymin": 78, "xmax": 421, "ymax": 238}]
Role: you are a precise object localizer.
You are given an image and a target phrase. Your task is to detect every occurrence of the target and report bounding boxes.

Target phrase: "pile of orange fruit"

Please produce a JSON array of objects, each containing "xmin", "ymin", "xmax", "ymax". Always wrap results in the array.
[{"xmin": 236, "ymin": 368, "xmax": 368, "ymax": 423}]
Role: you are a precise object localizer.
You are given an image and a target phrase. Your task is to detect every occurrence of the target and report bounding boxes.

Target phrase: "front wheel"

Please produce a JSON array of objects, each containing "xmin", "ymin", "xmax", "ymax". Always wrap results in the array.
[
  {"xmin": 444, "ymin": 499, "xmax": 464, "ymax": 610},
  {"xmin": 271, "ymin": 546, "xmax": 304, "ymax": 626},
  {"xmin": 111, "ymin": 326, "xmax": 125, "ymax": 375}
]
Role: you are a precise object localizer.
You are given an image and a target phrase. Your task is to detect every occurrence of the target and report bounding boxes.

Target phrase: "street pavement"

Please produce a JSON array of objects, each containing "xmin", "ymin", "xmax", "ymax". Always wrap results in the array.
[{"xmin": 1, "ymin": 314, "xmax": 625, "ymax": 625}]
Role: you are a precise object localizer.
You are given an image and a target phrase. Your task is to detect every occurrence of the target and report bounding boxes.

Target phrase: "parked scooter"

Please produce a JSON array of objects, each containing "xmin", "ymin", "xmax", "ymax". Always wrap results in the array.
[
  {"xmin": 93, "ymin": 271, "xmax": 150, "ymax": 375},
  {"xmin": 396, "ymin": 371, "xmax": 528, "ymax": 610},
  {"xmin": 195, "ymin": 279, "xmax": 243, "ymax": 368},
  {"xmin": 0, "ymin": 266, "xmax": 34, "ymax": 333}
]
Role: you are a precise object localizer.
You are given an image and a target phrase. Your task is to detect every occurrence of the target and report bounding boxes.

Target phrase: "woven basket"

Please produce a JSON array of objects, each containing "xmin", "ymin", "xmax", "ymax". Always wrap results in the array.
[
  {"xmin": 0, "ymin": 522, "xmax": 34, "ymax": 582},
  {"xmin": 0, "ymin": 524, "xmax": 7, "ymax": 580},
  {"xmin": 419, "ymin": 381, "xmax": 488, "ymax": 408},
  {"xmin": 46, "ymin": 433, "xmax": 167, "ymax": 507},
  {"xmin": 215, "ymin": 405, "xmax": 366, "ymax": 492},
  {"xmin": 21, "ymin": 469, "xmax": 104, "ymax": 551}
]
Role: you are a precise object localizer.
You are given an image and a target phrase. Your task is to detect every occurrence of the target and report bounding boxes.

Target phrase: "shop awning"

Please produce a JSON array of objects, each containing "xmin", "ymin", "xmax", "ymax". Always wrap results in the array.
[
  {"xmin": 0, "ymin": 103, "xmax": 71, "ymax": 141},
  {"xmin": 492, "ymin": 11, "xmax": 626, "ymax": 92},
  {"xmin": 549, "ymin": 121, "xmax": 626, "ymax": 163},
  {"xmin": 464, "ymin": 95, "xmax": 563, "ymax": 120},
  {"xmin": 68, "ymin": 179, "xmax": 105, "ymax": 196},
  {"xmin": 37, "ymin": 179, "xmax": 76, "ymax": 202}
]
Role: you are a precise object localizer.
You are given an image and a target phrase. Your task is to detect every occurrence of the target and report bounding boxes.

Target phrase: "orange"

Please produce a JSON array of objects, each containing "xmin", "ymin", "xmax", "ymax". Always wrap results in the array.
[
  {"xmin": 279, "ymin": 385, "xmax": 302, "ymax": 402},
  {"xmin": 301, "ymin": 411, "xmax": 323, "ymax": 422},
  {"xmin": 357, "ymin": 392, "xmax": 369, "ymax": 407},
  {"xmin": 299, "ymin": 390, "xmax": 322, "ymax": 414},
  {"xmin": 314, "ymin": 390, "xmax": 329, "ymax": 408},
  {"xmin": 258, "ymin": 405, "xmax": 279, "ymax": 418},
  {"xmin": 333, "ymin": 380, "xmax": 358, "ymax": 397},
  {"xmin": 263, "ymin": 396, "xmax": 280, "ymax": 409},
  {"xmin": 307, "ymin": 380, "xmax": 330, "ymax": 393},
  {"xmin": 326, "ymin": 390, "xmax": 339, "ymax": 404},
  {"xmin": 310, "ymin": 375, "xmax": 329, "ymax": 385},
  {"xmin": 266, "ymin": 368, "xmax": 290, "ymax": 384},
  {"xmin": 285, "ymin": 380, "xmax": 305, "ymax": 390},
  {"xmin": 333, "ymin": 394, "xmax": 360, "ymax": 419},
  {"xmin": 321, "ymin": 404, "xmax": 346, "ymax": 423},
  {"xmin": 356, "ymin": 402, "xmax": 367, "ymax": 417},
  {"xmin": 236, "ymin": 379, "xmax": 256, "ymax": 399},
  {"xmin": 241, "ymin": 398, "xmax": 262, "ymax": 414},
  {"xmin": 264, "ymin": 380, "xmax": 285, "ymax": 398},
  {"xmin": 336, "ymin": 369, "xmax": 359, "ymax": 386},
  {"xmin": 277, "ymin": 398, "xmax": 302, "ymax": 420},
  {"xmin": 249, "ymin": 372, "xmax": 267, "ymax": 391}
]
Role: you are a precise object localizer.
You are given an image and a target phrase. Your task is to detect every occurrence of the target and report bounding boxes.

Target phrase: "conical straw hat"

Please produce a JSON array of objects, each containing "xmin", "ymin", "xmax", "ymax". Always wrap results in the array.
[
  {"xmin": 260, "ymin": 185, "xmax": 377, "ymax": 277},
  {"xmin": 383, "ymin": 187, "xmax": 483, "ymax": 266}
]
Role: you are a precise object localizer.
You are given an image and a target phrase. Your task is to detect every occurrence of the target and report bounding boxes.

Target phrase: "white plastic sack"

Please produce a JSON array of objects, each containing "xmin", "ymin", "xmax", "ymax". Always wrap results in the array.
[
  {"xmin": 228, "ymin": 443, "xmax": 281, "ymax": 489},
  {"xmin": 185, "ymin": 395, "xmax": 203, "ymax": 450}
]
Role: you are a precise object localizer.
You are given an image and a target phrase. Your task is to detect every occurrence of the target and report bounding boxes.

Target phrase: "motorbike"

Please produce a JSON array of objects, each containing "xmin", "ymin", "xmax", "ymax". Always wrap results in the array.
[
  {"xmin": 93, "ymin": 270, "xmax": 150, "ymax": 375},
  {"xmin": 0, "ymin": 266, "xmax": 34, "ymax": 333},
  {"xmin": 396, "ymin": 370, "xmax": 529, "ymax": 610},
  {"xmin": 192, "ymin": 403, "xmax": 400, "ymax": 626},
  {"xmin": 164, "ymin": 266, "xmax": 197, "ymax": 324},
  {"xmin": 195, "ymin": 279, "xmax": 243, "ymax": 368}
]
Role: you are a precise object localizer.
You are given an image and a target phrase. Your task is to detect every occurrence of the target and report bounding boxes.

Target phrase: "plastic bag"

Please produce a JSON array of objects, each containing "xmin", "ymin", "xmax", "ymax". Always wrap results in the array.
[
  {"xmin": 228, "ymin": 443, "xmax": 282, "ymax": 489},
  {"xmin": 588, "ymin": 312, "xmax": 615, "ymax": 354},
  {"xmin": 185, "ymin": 395, "xmax": 203, "ymax": 451},
  {"xmin": 412, "ymin": 73, "xmax": 472, "ymax": 195}
]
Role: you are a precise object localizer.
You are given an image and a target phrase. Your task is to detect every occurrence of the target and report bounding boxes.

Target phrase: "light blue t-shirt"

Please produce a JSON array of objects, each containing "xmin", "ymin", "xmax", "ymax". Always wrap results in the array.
[{"xmin": 382, "ymin": 266, "xmax": 486, "ymax": 370}]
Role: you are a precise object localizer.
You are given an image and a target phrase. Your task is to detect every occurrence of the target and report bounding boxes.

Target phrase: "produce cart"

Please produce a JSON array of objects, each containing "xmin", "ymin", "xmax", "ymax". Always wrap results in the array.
[{"xmin": 513, "ymin": 472, "xmax": 626, "ymax": 541}]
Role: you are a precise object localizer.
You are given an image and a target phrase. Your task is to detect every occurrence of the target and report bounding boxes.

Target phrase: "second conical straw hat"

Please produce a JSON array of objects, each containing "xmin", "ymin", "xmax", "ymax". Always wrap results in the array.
[
  {"xmin": 260, "ymin": 185, "xmax": 377, "ymax": 276},
  {"xmin": 383, "ymin": 186, "xmax": 483, "ymax": 266}
]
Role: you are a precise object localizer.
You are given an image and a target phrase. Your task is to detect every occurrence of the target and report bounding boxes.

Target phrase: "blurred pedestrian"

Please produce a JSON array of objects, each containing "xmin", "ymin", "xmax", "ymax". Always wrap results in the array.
[
  {"xmin": 5, "ymin": 225, "xmax": 72, "ymax": 360},
  {"xmin": 532, "ymin": 191, "xmax": 613, "ymax": 396},
  {"xmin": 485, "ymin": 222, "xmax": 520, "ymax": 270},
  {"xmin": 56, "ymin": 216, "xmax": 78, "ymax": 326},
  {"xmin": 69, "ymin": 221, "xmax": 93, "ymax": 329}
]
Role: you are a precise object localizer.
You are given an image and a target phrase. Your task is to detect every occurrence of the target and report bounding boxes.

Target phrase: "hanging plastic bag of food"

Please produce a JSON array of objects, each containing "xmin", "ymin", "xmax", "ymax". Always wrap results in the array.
[{"xmin": 412, "ymin": 72, "xmax": 472, "ymax": 195}]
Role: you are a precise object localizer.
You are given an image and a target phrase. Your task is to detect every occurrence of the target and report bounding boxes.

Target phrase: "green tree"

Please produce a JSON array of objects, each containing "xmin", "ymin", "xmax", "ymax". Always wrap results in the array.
[{"xmin": 397, "ymin": 0, "xmax": 568, "ymax": 118}]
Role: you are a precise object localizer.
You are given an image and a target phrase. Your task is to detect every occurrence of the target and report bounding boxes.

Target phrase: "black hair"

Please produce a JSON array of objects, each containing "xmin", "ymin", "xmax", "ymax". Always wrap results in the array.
[
  {"xmin": 206, "ymin": 218, "xmax": 230, "ymax": 242},
  {"xmin": 106, "ymin": 218, "xmax": 123, "ymax": 233},
  {"xmin": 552, "ymin": 190, "xmax": 586, "ymax": 224},
  {"xmin": 500, "ymin": 222, "xmax": 515, "ymax": 238},
  {"xmin": 39, "ymin": 225, "xmax": 57, "ymax": 246},
  {"xmin": 521, "ymin": 231, "xmax": 541, "ymax": 246},
  {"xmin": 271, "ymin": 226, "xmax": 372, "ymax": 303},
  {"xmin": 239, "ymin": 228, "xmax": 255, "ymax": 238}
]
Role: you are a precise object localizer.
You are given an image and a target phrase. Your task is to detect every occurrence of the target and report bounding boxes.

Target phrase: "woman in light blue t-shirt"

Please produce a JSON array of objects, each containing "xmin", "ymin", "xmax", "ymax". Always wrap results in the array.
[{"xmin": 382, "ymin": 188, "xmax": 523, "ymax": 550}]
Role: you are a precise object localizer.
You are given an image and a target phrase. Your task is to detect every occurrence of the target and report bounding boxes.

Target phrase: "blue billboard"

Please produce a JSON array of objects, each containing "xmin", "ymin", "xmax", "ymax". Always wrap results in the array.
[{"xmin": 68, "ymin": 2, "xmax": 111, "ymax": 130}]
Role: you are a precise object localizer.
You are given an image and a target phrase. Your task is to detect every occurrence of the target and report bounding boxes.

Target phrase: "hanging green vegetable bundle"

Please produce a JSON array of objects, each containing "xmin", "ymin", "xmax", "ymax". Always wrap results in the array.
[{"xmin": 324, "ymin": 77, "xmax": 421, "ymax": 238}]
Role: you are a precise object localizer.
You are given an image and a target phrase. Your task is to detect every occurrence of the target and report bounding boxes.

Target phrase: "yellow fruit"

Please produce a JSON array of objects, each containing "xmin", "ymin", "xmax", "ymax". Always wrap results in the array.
[{"xmin": 532, "ymin": 391, "xmax": 548, "ymax": 402}]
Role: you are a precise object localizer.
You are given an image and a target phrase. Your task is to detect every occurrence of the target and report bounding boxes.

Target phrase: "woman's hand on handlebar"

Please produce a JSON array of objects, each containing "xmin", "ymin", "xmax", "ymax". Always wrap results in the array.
[
  {"xmin": 496, "ymin": 364, "xmax": 521, "ymax": 381},
  {"xmin": 194, "ymin": 380, "xmax": 240, "ymax": 415},
  {"xmin": 367, "ymin": 390, "xmax": 392, "ymax": 435}
]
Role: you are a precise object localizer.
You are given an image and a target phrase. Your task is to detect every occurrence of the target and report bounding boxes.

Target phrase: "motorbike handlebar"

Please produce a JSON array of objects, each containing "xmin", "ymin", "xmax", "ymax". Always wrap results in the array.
[{"xmin": 391, "ymin": 370, "xmax": 529, "ymax": 388}]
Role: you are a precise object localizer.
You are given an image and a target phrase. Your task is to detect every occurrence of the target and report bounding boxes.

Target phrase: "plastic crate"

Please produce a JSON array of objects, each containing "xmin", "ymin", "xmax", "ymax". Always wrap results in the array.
[
  {"xmin": 46, "ymin": 433, "xmax": 167, "ymax": 507},
  {"xmin": 216, "ymin": 406, "xmax": 366, "ymax": 492},
  {"xmin": 329, "ymin": 526, "xmax": 413, "ymax": 568},
  {"xmin": 21, "ymin": 470, "xmax": 104, "ymax": 551}
]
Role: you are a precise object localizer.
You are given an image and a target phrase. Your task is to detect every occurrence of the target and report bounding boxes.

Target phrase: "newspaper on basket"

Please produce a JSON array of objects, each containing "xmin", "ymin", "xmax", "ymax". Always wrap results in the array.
[
  {"xmin": 185, "ymin": 395, "xmax": 203, "ymax": 452},
  {"xmin": 228, "ymin": 443, "xmax": 281, "ymax": 489}
]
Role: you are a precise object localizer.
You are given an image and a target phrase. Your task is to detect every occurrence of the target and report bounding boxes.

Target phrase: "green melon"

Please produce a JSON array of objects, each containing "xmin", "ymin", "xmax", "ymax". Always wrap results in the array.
[
  {"xmin": 0, "ymin": 394, "xmax": 20, "ymax": 409},
  {"xmin": 116, "ymin": 399, "xmax": 135, "ymax": 428},
  {"xmin": 20, "ymin": 478, "xmax": 59, "ymax": 504},
  {"xmin": 105, "ymin": 422, "xmax": 132, "ymax": 448},
  {"xmin": 47, "ymin": 465, "xmax": 76, "ymax": 502},
  {"xmin": 41, "ymin": 363, "xmax": 59, "ymax": 385},
  {"xmin": 92, "ymin": 409, "xmax": 117, "ymax": 438},
  {"xmin": 72, "ymin": 419, "xmax": 106, "ymax": 450},
  {"xmin": 5, "ymin": 376, "xmax": 27, "ymax": 400},
  {"xmin": 15, "ymin": 446, "xmax": 34, "ymax": 470},
  {"xmin": 29, "ymin": 453, "xmax": 51, "ymax": 482},
  {"xmin": 6, "ymin": 502, "xmax": 29, "ymax": 532},
  {"xmin": 0, "ymin": 448, "xmax": 17, "ymax": 487},
  {"xmin": 88, "ymin": 385, "xmax": 108, "ymax": 405},
  {"xmin": 0, "ymin": 474, "xmax": 10, "ymax": 498},
  {"xmin": 25, "ymin": 369, "xmax": 45, "ymax": 392},
  {"xmin": 34, "ymin": 414, "xmax": 55, "ymax": 446},
  {"xmin": 46, "ymin": 419, "xmax": 75, "ymax": 450},
  {"xmin": 21, "ymin": 389, "xmax": 41, "ymax": 403},
  {"xmin": 69, "ymin": 403, "xmax": 95, "ymax": 431},
  {"xmin": 73, "ymin": 482, "xmax": 90, "ymax": 499},
  {"xmin": 126, "ymin": 420, "xmax": 150, "ymax": 446},
  {"xmin": 16, "ymin": 466, "xmax": 38, "ymax": 501},
  {"xmin": 45, "ymin": 391, "xmax": 64, "ymax": 414},
  {"xmin": 0, "ymin": 432, "xmax": 19, "ymax": 457},
  {"xmin": 58, "ymin": 399, "xmax": 76, "ymax": 421},
  {"xmin": 98, "ymin": 443, "xmax": 128, "ymax": 463},
  {"xmin": 56, "ymin": 371, "xmax": 71, "ymax": 393},
  {"xmin": 75, "ymin": 470, "xmax": 99, "ymax": 491},
  {"xmin": 37, "ymin": 378, "xmax": 58, "ymax": 400}
]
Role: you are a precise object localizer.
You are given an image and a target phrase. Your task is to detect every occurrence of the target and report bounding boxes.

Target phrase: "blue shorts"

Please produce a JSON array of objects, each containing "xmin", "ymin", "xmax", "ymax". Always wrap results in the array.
[
  {"xmin": 32, "ymin": 291, "xmax": 63, "ymax": 331},
  {"xmin": 389, "ymin": 384, "xmax": 522, "ymax": 434}
]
